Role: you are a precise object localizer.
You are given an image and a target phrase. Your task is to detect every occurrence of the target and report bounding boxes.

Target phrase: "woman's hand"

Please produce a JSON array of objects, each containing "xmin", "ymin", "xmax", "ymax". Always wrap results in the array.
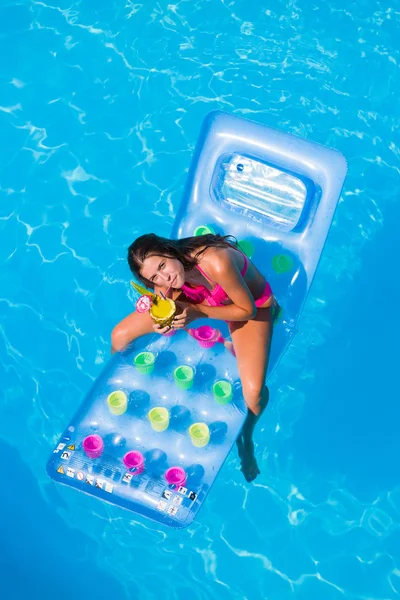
[
  {"xmin": 151, "ymin": 302, "xmax": 200, "ymax": 334},
  {"xmin": 152, "ymin": 323, "xmax": 174, "ymax": 335},
  {"xmin": 172, "ymin": 301, "xmax": 201, "ymax": 329}
]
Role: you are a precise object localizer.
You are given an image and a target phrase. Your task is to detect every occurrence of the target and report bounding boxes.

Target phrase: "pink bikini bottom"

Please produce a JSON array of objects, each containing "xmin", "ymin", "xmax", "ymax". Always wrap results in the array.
[
  {"xmin": 225, "ymin": 281, "xmax": 273, "ymax": 332},
  {"xmin": 254, "ymin": 281, "xmax": 273, "ymax": 307}
]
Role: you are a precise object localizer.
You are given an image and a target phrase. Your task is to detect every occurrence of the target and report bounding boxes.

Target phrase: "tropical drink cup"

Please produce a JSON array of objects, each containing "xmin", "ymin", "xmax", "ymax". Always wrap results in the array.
[
  {"xmin": 130, "ymin": 281, "xmax": 176, "ymax": 328},
  {"xmin": 149, "ymin": 297, "xmax": 176, "ymax": 328}
]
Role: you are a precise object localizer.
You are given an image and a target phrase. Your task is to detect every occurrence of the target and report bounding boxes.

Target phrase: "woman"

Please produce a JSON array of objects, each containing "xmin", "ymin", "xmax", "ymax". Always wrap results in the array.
[{"xmin": 112, "ymin": 233, "xmax": 277, "ymax": 483}]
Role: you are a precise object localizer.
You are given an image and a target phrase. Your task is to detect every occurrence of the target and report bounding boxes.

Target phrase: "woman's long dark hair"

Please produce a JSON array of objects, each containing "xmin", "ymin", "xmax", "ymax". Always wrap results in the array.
[{"xmin": 128, "ymin": 233, "xmax": 238, "ymax": 288}]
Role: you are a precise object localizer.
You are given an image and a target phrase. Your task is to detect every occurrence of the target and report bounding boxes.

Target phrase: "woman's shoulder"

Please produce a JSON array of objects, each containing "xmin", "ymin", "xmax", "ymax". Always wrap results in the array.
[
  {"xmin": 196, "ymin": 244, "xmax": 231, "ymax": 261},
  {"xmin": 198, "ymin": 245, "xmax": 241, "ymax": 275}
]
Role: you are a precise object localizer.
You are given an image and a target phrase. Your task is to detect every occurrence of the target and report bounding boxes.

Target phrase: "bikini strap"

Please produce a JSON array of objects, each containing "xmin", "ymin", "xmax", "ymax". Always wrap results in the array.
[
  {"xmin": 195, "ymin": 264, "xmax": 213, "ymax": 282},
  {"xmin": 240, "ymin": 253, "xmax": 248, "ymax": 276}
]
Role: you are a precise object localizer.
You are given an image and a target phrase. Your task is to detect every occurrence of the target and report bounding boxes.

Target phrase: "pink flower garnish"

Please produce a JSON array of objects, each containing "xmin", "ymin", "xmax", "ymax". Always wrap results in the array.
[{"xmin": 136, "ymin": 295, "xmax": 152, "ymax": 313}]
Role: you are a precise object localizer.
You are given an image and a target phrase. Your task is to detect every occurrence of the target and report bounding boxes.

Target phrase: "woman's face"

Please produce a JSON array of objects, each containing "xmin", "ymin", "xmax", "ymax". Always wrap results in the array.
[{"xmin": 140, "ymin": 254, "xmax": 185, "ymax": 289}]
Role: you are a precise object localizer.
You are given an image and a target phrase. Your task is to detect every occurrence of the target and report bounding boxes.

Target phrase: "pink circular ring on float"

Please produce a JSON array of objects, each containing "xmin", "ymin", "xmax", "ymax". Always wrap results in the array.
[
  {"xmin": 165, "ymin": 466, "xmax": 186, "ymax": 489},
  {"xmin": 123, "ymin": 450, "xmax": 145, "ymax": 474},
  {"xmin": 192, "ymin": 325, "xmax": 220, "ymax": 348},
  {"xmin": 82, "ymin": 434, "xmax": 104, "ymax": 459}
]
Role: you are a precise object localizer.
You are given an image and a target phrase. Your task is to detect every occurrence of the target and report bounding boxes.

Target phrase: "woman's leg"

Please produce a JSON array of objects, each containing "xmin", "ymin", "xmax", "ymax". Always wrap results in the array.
[{"xmin": 229, "ymin": 304, "xmax": 274, "ymax": 482}]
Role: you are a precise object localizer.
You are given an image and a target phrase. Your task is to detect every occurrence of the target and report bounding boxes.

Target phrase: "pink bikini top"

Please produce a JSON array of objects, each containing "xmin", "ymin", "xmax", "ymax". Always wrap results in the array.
[{"xmin": 181, "ymin": 250, "xmax": 249, "ymax": 307}]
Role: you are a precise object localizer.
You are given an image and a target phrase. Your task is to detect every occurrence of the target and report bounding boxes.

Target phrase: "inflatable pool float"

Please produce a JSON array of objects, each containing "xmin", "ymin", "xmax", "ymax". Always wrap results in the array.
[{"xmin": 47, "ymin": 111, "xmax": 347, "ymax": 528}]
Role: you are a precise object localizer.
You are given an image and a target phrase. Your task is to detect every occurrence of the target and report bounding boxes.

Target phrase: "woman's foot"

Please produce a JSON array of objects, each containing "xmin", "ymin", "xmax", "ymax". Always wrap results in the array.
[{"xmin": 236, "ymin": 437, "xmax": 260, "ymax": 482}]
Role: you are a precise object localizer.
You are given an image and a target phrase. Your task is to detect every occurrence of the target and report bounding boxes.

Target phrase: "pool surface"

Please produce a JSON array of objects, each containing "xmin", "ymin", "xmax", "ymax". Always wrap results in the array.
[{"xmin": 1, "ymin": 0, "xmax": 399, "ymax": 598}]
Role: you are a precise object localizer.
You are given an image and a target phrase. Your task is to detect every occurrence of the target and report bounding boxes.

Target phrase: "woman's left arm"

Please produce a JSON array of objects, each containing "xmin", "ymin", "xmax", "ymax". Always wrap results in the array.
[{"xmin": 173, "ymin": 249, "xmax": 257, "ymax": 327}]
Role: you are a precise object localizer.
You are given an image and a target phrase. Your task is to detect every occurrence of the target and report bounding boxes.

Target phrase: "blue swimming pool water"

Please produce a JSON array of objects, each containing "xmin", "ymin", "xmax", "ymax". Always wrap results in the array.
[{"xmin": 1, "ymin": 0, "xmax": 399, "ymax": 597}]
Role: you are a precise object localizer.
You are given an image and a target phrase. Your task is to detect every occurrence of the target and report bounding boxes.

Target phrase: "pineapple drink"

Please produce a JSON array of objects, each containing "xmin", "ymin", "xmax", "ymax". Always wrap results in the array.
[
  {"xmin": 131, "ymin": 282, "xmax": 176, "ymax": 327},
  {"xmin": 149, "ymin": 297, "xmax": 176, "ymax": 327}
]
